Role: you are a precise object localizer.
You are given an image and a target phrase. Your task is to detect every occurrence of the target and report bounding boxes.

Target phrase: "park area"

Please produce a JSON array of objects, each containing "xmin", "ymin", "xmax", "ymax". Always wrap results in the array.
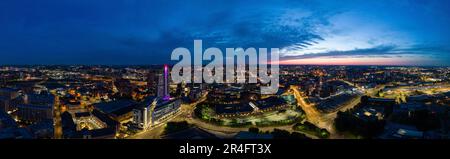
[{"xmin": 195, "ymin": 103, "xmax": 305, "ymax": 127}]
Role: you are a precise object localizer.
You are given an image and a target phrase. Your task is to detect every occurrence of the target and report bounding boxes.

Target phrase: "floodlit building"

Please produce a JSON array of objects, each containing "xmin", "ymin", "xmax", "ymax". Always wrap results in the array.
[
  {"xmin": 132, "ymin": 64, "xmax": 180, "ymax": 129},
  {"xmin": 132, "ymin": 97, "xmax": 181, "ymax": 130},
  {"xmin": 157, "ymin": 64, "xmax": 170, "ymax": 100},
  {"xmin": 60, "ymin": 110, "xmax": 119, "ymax": 139}
]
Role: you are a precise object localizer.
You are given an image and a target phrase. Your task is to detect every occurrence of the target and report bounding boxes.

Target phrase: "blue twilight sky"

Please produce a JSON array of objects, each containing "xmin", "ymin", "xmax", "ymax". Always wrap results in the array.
[{"xmin": 0, "ymin": 0, "xmax": 449, "ymax": 65}]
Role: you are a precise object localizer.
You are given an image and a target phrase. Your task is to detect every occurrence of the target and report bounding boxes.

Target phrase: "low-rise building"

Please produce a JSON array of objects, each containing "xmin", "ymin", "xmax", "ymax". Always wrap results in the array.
[
  {"xmin": 132, "ymin": 97, "xmax": 181, "ymax": 130},
  {"xmin": 16, "ymin": 94, "xmax": 55, "ymax": 123},
  {"xmin": 60, "ymin": 110, "xmax": 118, "ymax": 139},
  {"xmin": 93, "ymin": 99, "xmax": 137, "ymax": 123}
]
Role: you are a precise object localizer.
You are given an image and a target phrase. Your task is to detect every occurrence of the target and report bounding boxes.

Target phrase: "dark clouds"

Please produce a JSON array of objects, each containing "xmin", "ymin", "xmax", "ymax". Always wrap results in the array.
[
  {"xmin": 280, "ymin": 45, "xmax": 442, "ymax": 59},
  {"xmin": 0, "ymin": 0, "xmax": 449, "ymax": 65}
]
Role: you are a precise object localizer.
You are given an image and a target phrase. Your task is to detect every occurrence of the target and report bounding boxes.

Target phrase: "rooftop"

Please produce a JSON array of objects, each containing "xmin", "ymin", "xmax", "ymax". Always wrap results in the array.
[
  {"xmin": 215, "ymin": 103, "xmax": 253, "ymax": 115},
  {"xmin": 93, "ymin": 99, "xmax": 137, "ymax": 114},
  {"xmin": 256, "ymin": 97, "xmax": 287, "ymax": 110}
]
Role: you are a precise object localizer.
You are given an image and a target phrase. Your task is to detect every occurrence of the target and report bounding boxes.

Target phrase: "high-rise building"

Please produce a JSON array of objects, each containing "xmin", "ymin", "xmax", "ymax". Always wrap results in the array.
[
  {"xmin": 146, "ymin": 71, "xmax": 158, "ymax": 95},
  {"xmin": 157, "ymin": 74, "xmax": 164, "ymax": 98},
  {"xmin": 157, "ymin": 65, "xmax": 170, "ymax": 100}
]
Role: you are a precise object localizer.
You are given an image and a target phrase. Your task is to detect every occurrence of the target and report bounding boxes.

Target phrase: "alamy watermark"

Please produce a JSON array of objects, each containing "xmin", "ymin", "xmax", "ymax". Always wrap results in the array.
[{"xmin": 170, "ymin": 40, "xmax": 279, "ymax": 94}]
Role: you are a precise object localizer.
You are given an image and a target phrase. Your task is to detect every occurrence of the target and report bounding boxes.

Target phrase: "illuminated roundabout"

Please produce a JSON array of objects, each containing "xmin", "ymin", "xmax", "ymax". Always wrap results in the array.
[{"xmin": 196, "ymin": 106, "xmax": 304, "ymax": 127}]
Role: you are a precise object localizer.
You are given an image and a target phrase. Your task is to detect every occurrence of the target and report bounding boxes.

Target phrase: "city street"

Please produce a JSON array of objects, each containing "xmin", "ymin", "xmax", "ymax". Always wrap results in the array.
[
  {"xmin": 289, "ymin": 85, "xmax": 361, "ymax": 137},
  {"xmin": 128, "ymin": 91, "xmax": 318, "ymax": 139}
]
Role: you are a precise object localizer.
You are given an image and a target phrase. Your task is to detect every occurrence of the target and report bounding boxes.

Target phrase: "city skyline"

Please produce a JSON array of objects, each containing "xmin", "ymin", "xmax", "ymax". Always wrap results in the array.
[
  {"xmin": 1, "ymin": 64, "xmax": 449, "ymax": 139},
  {"xmin": 0, "ymin": 0, "xmax": 449, "ymax": 66}
]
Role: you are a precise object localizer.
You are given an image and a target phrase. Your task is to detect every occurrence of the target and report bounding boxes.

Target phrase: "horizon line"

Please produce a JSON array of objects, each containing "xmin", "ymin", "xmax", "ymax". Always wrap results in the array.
[{"xmin": 0, "ymin": 64, "xmax": 448, "ymax": 67}]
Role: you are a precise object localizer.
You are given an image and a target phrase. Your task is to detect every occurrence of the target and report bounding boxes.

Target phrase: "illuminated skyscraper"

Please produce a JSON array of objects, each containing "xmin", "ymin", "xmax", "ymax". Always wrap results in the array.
[{"xmin": 157, "ymin": 64, "xmax": 170, "ymax": 100}]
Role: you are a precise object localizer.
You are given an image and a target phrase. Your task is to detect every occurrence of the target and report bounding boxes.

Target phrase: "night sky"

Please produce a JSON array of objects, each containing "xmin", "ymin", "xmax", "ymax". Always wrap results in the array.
[{"xmin": 1, "ymin": 0, "xmax": 449, "ymax": 66}]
